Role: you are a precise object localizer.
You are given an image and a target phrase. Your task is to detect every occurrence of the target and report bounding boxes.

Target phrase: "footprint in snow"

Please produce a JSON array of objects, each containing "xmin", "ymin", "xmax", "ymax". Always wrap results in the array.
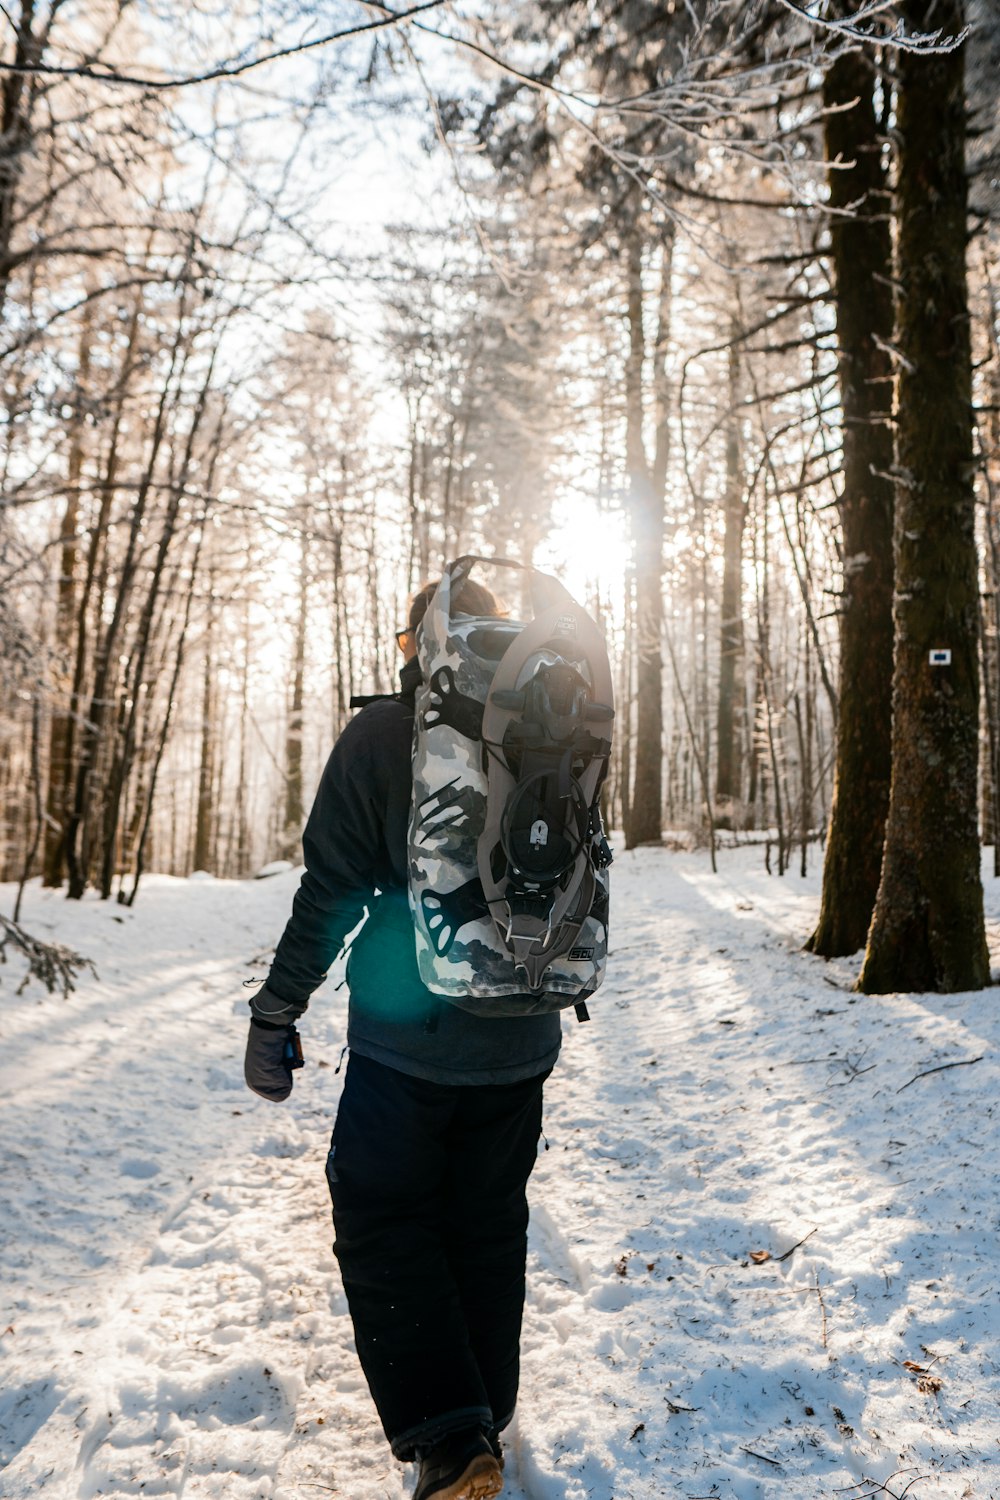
[
  {"xmin": 205, "ymin": 1064, "xmax": 240, "ymax": 1091},
  {"xmin": 120, "ymin": 1157, "xmax": 159, "ymax": 1178},
  {"xmin": 0, "ymin": 1378, "xmax": 64, "ymax": 1467}
]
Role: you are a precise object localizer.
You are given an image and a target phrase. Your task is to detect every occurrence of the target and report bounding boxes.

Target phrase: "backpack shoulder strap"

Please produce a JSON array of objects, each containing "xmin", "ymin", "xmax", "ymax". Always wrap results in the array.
[{"xmin": 349, "ymin": 692, "xmax": 400, "ymax": 708}]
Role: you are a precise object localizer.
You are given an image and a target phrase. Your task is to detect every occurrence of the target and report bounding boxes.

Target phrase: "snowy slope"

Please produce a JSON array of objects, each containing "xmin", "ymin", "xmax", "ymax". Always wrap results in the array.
[{"xmin": 1, "ymin": 847, "xmax": 998, "ymax": 1500}]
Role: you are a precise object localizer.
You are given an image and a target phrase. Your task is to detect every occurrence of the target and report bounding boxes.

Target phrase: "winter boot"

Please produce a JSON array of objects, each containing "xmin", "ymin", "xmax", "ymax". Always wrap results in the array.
[{"xmin": 413, "ymin": 1428, "xmax": 503, "ymax": 1500}]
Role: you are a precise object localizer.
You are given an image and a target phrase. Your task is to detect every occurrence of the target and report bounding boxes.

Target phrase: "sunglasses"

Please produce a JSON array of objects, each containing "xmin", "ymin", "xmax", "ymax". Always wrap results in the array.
[{"xmin": 395, "ymin": 627, "xmax": 414, "ymax": 650}]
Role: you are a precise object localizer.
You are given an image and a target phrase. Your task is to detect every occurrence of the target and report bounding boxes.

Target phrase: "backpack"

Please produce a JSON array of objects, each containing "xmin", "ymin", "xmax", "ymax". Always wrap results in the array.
[{"xmin": 407, "ymin": 555, "xmax": 614, "ymax": 1019}]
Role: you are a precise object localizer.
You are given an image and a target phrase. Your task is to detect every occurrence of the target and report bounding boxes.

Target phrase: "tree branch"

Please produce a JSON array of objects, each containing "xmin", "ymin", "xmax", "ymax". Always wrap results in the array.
[
  {"xmin": 0, "ymin": 1, "xmax": 449, "ymax": 89},
  {"xmin": 896, "ymin": 1056, "xmax": 984, "ymax": 1093}
]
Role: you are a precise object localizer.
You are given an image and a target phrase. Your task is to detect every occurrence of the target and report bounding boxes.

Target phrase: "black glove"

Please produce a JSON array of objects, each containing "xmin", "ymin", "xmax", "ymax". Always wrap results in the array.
[{"xmin": 244, "ymin": 1018, "xmax": 304, "ymax": 1102}]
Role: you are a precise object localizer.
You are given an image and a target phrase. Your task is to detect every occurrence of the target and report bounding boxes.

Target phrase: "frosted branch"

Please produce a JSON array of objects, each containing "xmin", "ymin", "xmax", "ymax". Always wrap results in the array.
[{"xmin": 773, "ymin": 0, "xmax": 967, "ymax": 54}]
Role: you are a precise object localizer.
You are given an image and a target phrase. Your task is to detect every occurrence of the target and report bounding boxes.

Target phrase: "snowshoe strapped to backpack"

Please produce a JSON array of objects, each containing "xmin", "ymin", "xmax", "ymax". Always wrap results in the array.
[{"xmin": 408, "ymin": 555, "xmax": 614, "ymax": 1016}]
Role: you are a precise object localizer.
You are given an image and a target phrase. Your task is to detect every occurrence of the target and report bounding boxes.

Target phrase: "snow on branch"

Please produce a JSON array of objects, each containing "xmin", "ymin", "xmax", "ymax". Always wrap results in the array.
[{"xmin": 773, "ymin": 0, "xmax": 968, "ymax": 54}]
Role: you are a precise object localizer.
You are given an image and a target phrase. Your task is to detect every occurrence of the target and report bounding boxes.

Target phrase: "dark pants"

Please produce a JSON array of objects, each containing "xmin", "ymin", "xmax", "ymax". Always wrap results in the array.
[{"xmin": 325, "ymin": 1052, "xmax": 549, "ymax": 1460}]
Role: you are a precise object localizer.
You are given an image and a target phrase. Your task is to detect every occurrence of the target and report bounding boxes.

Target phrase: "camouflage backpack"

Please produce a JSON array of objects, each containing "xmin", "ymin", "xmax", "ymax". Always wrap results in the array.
[{"xmin": 408, "ymin": 555, "xmax": 614, "ymax": 1019}]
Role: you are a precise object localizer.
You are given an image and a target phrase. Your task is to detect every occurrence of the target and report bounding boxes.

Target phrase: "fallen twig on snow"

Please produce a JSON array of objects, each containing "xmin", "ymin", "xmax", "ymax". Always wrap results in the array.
[
  {"xmin": 776, "ymin": 1226, "xmax": 818, "ymax": 1262},
  {"xmin": 896, "ymin": 1056, "xmax": 984, "ymax": 1093},
  {"xmin": 833, "ymin": 1469, "xmax": 929, "ymax": 1499},
  {"xmin": 814, "ymin": 1270, "xmax": 828, "ymax": 1349},
  {"xmin": 861, "ymin": 1475, "xmax": 928, "ymax": 1500},
  {"xmin": 748, "ymin": 1227, "xmax": 817, "ymax": 1269},
  {"xmin": 0, "ymin": 913, "xmax": 96, "ymax": 997},
  {"xmin": 741, "ymin": 1446, "xmax": 783, "ymax": 1468}
]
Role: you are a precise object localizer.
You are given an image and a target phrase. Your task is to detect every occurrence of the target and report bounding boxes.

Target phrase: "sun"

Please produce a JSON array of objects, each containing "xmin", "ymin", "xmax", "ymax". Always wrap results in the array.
[{"xmin": 536, "ymin": 496, "xmax": 631, "ymax": 609}]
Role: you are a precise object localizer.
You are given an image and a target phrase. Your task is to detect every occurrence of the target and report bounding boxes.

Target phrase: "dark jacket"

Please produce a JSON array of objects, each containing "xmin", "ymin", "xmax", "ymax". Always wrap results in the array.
[{"xmin": 253, "ymin": 658, "xmax": 562, "ymax": 1085}]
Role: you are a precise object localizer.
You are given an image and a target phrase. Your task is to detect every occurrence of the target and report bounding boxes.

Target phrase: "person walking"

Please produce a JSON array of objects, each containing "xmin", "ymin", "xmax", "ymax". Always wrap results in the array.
[{"xmin": 243, "ymin": 576, "xmax": 561, "ymax": 1500}]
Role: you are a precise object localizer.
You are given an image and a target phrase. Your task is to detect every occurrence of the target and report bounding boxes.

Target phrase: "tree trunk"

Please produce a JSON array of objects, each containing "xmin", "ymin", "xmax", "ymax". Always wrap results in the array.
[
  {"xmin": 808, "ymin": 42, "xmax": 895, "ymax": 955},
  {"xmin": 232, "ymin": 603, "xmax": 251, "ymax": 879},
  {"xmin": 715, "ymin": 333, "xmax": 746, "ymax": 822},
  {"xmin": 983, "ymin": 302, "xmax": 1000, "ymax": 875},
  {"xmin": 13, "ymin": 693, "xmax": 43, "ymax": 922},
  {"xmin": 0, "ymin": 2, "xmax": 41, "ymax": 324},
  {"xmin": 127, "ymin": 490, "xmax": 213, "ymax": 905},
  {"xmin": 619, "ymin": 568, "xmax": 635, "ymax": 842},
  {"xmin": 665, "ymin": 616, "xmax": 716, "ymax": 873},
  {"xmin": 332, "ymin": 524, "xmax": 347, "ymax": 737},
  {"xmin": 859, "ymin": 4, "xmax": 989, "ymax": 994},
  {"xmin": 625, "ymin": 229, "xmax": 664, "ymax": 846},
  {"xmin": 192, "ymin": 585, "xmax": 216, "ymax": 874},
  {"xmin": 283, "ymin": 531, "xmax": 308, "ymax": 852},
  {"xmin": 98, "ymin": 348, "xmax": 213, "ymax": 897},
  {"xmin": 42, "ymin": 293, "xmax": 94, "ymax": 885},
  {"xmin": 756, "ymin": 492, "xmax": 787, "ymax": 873},
  {"xmin": 65, "ymin": 279, "xmax": 179, "ymax": 898}
]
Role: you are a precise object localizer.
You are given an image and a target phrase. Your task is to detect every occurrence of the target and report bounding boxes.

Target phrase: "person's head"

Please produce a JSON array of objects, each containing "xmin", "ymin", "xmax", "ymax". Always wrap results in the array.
[{"xmin": 396, "ymin": 575, "xmax": 507, "ymax": 662}]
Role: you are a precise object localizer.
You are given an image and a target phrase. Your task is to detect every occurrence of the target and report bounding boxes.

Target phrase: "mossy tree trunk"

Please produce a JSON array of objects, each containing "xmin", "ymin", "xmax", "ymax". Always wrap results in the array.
[
  {"xmin": 807, "ymin": 44, "xmax": 895, "ymax": 956},
  {"xmin": 859, "ymin": 1, "xmax": 989, "ymax": 994}
]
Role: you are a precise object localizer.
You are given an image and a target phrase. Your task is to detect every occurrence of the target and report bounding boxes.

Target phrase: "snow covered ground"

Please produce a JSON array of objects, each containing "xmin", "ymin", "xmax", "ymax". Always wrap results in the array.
[{"xmin": 2, "ymin": 845, "xmax": 999, "ymax": 1500}]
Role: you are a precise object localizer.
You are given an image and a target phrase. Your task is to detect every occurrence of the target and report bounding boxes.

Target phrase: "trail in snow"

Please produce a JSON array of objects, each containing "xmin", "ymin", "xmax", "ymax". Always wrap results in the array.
[{"xmin": 1, "ymin": 847, "xmax": 999, "ymax": 1500}]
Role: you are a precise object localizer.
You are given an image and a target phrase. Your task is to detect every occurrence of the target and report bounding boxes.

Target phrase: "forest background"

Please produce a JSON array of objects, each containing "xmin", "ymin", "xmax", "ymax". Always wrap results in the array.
[{"xmin": 1, "ymin": 0, "xmax": 999, "ymax": 997}]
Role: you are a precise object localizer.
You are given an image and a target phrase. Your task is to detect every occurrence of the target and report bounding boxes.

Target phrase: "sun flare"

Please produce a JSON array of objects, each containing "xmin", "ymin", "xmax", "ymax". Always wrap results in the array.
[{"xmin": 537, "ymin": 498, "xmax": 631, "ymax": 609}]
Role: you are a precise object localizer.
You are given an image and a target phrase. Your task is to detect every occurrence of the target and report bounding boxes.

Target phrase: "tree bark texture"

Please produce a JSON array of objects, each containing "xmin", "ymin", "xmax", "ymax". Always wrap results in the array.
[
  {"xmin": 809, "ymin": 45, "xmax": 895, "ymax": 955},
  {"xmin": 859, "ymin": 4, "xmax": 989, "ymax": 993},
  {"xmin": 983, "ymin": 310, "xmax": 1000, "ymax": 874}
]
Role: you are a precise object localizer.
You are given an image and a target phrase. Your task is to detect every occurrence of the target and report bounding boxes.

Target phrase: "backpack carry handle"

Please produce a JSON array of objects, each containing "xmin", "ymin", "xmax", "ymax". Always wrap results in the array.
[{"xmin": 448, "ymin": 554, "xmax": 576, "ymax": 620}]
